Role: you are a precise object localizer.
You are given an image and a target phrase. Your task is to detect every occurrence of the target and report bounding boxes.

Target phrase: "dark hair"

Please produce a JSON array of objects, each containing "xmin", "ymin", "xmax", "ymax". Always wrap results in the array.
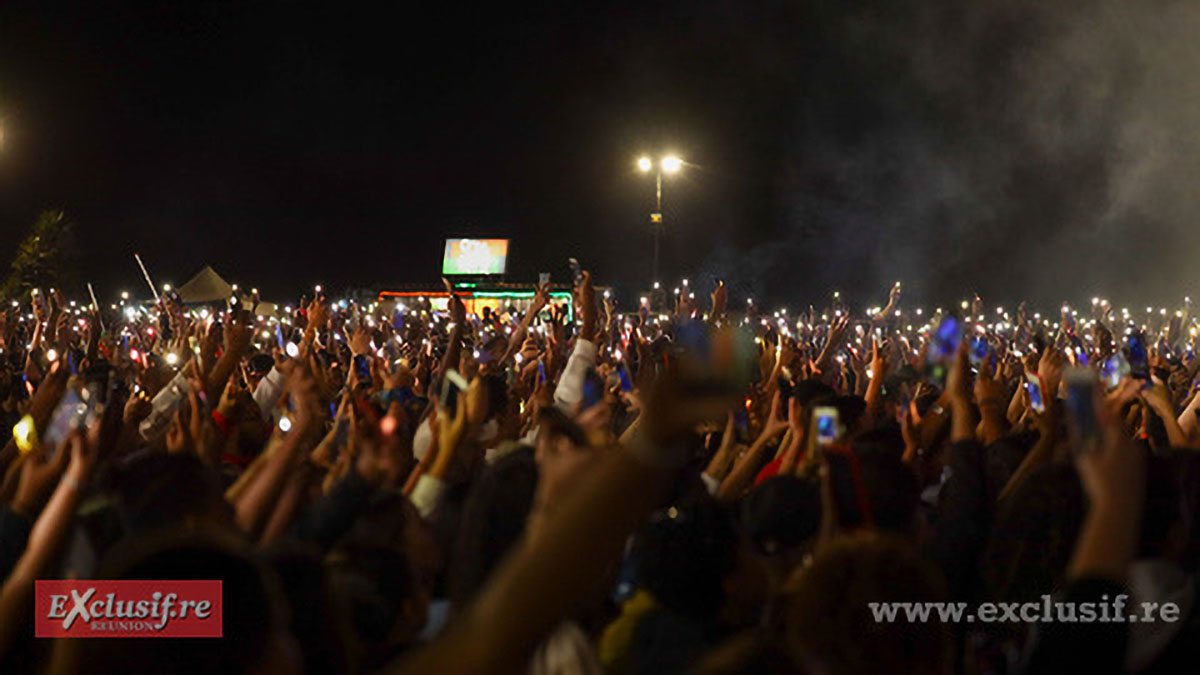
[
  {"xmin": 779, "ymin": 534, "xmax": 950, "ymax": 675},
  {"xmin": 984, "ymin": 431, "xmax": 1039, "ymax": 502},
  {"xmin": 483, "ymin": 373, "xmax": 509, "ymax": 420},
  {"xmin": 248, "ymin": 353, "xmax": 275, "ymax": 375},
  {"xmin": 106, "ymin": 451, "xmax": 232, "ymax": 536},
  {"xmin": 832, "ymin": 395, "xmax": 867, "ymax": 432},
  {"xmin": 326, "ymin": 541, "xmax": 421, "ymax": 647},
  {"xmin": 853, "ymin": 443, "xmax": 920, "ymax": 536},
  {"xmin": 265, "ymin": 545, "xmax": 353, "ymax": 674},
  {"xmin": 982, "ymin": 463, "xmax": 1084, "ymax": 605},
  {"xmin": 52, "ymin": 529, "xmax": 287, "ymax": 675},
  {"xmin": 537, "ymin": 406, "xmax": 589, "ymax": 447},
  {"xmin": 791, "ymin": 381, "xmax": 836, "ymax": 408},
  {"xmin": 740, "ymin": 476, "xmax": 821, "ymax": 556},
  {"xmin": 853, "ymin": 426, "xmax": 905, "ymax": 458},
  {"xmin": 447, "ymin": 446, "xmax": 538, "ymax": 605},
  {"xmin": 1140, "ymin": 453, "xmax": 1183, "ymax": 558},
  {"xmin": 632, "ymin": 499, "xmax": 738, "ymax": 621}
]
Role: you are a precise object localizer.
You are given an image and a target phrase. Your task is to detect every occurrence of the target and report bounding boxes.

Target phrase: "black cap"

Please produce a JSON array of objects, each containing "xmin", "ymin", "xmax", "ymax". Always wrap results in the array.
[{"xmin": 740, "ymin": 475, "xmax": 820, "ymax": 556}]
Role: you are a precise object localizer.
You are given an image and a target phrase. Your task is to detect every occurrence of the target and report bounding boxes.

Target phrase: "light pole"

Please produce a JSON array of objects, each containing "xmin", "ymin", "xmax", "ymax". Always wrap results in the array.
[{"xmin": 637, "ymin": 155, "xmax": 681, "ymax": 284}]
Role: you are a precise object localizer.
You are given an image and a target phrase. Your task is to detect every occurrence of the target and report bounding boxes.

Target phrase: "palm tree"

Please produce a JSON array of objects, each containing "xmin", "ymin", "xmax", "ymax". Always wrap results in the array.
[{"xmin": 1, "ymin": 209, "xmax": 77, "ymax": 298}]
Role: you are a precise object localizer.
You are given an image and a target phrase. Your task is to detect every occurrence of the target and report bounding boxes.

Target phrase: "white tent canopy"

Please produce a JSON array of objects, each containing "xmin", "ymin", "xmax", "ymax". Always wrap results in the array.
[{"xmin": 176, "ymin": 266, "xmax": 233, "ymax": 304}]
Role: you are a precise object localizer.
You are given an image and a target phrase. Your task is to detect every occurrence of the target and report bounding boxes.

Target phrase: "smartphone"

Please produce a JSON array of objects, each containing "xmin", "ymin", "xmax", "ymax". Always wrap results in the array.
[
  {"xmin": 733, "ymin": 407, "xmax": 750, "ymax": 441},
  {"xmin": 969, "ymin": 336, "xmax": 989, "ymax": 366},
  {"xmin": 537, "ymin": 359, "xmax": 547, "ymax": 385},
  {"xmin": 895, "ymin": 390, "xmax": 913, "ymax": 425},
  {"xmin": 1101, "ymin": 352, "xmax": 1130, "ymax": 390},
  {"xmin": 13, "ymin": 415, "xmax": 36, "ymax": 454},
  {"xmin": 568, "ymin": 258, "xmax": 583, "ymax": 285},
  {"xmin": 275, "ymin": 323, "xmax": 286, "ymax": 350},
  {"xmin": 616, "ymin": 363, "xmax": 634, "ymax": 393},
  {"xmin": 1073, "ymin": 341, "xmax": 1090, "ymax": 367},
  {"xmin": 1064, "ymin": 367, "xmax": 1099, "ymax": 455},
  {"xmin": 1032, "ymin": 333, "xmax": 1047, "ymax": 356},
  {"xmin": 441, "ymin": 368, "xmax": 469, "ymax": 413},
  {"xmin": 934, "ymin": 317, "xmax": 962, "ymax": 360},
  {"xmin": 926, "ymin": 316, "xmax": 962, "ymax": 384},
  {"xmin": 44, "ymin": 388, "xmax": 94, "ymax": 453},
  {"xmin": 581, "ymin": 369, "xmax": 605, "ymax": 410},
  {"xmin": 1127, "ymin": 331, "xmax": 1150, "ymax": 380},
  {"xmin": 1025, "ymin": 372, "xmax": 1046, "ymax": 413},
  {"xmin": 813, "ymin": 406, "xmax": 840, "ymax": 446},
  {"xmin": 353, "ymin": 354, "xmax": 371, "ymax": 381},
  {"xmin": 538, "ymin": 272, "xmax": 551, "ymax": 286},
  {"xmin": 777, "ymin": 374, "xmax": 794, "ymax": 409}
]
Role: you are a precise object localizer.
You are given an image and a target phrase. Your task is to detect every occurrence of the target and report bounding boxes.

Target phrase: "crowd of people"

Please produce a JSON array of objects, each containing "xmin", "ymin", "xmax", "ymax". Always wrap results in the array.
[{"xmin": 0, "ymin": 269, "xmax": 1197, "ymax": 674}]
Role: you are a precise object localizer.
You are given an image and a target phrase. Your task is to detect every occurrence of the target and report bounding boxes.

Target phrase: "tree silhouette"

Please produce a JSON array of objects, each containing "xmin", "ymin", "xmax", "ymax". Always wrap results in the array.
[{"xmin": 1, "ymin": 209, "xmax": 77, "ymax": 298}]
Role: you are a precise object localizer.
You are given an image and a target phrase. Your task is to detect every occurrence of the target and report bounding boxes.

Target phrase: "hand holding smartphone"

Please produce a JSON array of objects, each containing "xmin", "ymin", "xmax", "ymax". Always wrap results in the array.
[
  {"xmin": 1064, "ymin": 367, "xmax": 1099, "ymax": 456},
  {"xmin": 813, "ymin": 406, "xmax": 841, "ymax": 446},
  {"xmin": 1025, "ymin": 372, "xmax": 1046, "ymax": 413},
  {"xmin": 440, "ymin": 368, "xmax": 469, "ymax": 413}
]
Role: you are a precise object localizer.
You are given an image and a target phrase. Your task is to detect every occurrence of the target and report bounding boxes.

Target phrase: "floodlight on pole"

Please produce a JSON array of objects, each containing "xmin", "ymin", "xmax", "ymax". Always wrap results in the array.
[{"xmin": 636, "ymin": 154, "xmax": 684, "ymax": 285}]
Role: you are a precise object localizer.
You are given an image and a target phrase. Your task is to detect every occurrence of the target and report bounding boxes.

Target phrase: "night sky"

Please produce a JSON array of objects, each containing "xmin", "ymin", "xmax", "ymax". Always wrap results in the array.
[{"xmin": 2, "ymin": 1, "xmax": 1198, "ymax": 309}]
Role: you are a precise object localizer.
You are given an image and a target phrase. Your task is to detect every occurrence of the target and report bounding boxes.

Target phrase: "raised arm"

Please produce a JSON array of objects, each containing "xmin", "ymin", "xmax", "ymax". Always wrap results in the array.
[
  {"xmin": 394, "ymin": 377, "xmax": 731, "ymax": 674},
  {"xmin": 0, "ymin": 431, "xmax": 94, "ymax": 658}
]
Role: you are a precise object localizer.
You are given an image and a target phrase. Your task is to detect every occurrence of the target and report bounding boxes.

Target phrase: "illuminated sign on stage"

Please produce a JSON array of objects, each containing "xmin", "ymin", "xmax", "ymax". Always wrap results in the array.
[{"xmin": 442, "ymin": 239, "xmax": 509, "ymax": 275}]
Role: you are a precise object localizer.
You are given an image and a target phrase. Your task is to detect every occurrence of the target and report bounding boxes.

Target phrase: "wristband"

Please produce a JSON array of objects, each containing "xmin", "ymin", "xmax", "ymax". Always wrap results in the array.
[{"xmin": 211, "ymin": 409, "xmax": 232, "ymax": 436}]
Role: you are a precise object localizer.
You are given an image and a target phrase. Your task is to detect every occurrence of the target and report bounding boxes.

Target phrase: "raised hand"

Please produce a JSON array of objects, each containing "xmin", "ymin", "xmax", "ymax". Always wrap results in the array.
[
  {"xmin": 348, "ymin": 324, "xmax": 371, "ymax": 356},
  {"xmin": 578, "ymin": 270, "xmax": 596, "ymax": 341},
  {"xmin": 946, "ymin": 341, "xmax": 975, "ymax": 442},
  {"xmin": 10, "ymin": 444, "xmax": 70, "ymax": 518},
  {"xmin": 463, "ymin": 377, "xmax": 488, "ymax": 427},
  {"xmin": 519, "ymin": 337, "xmax": 540, "ymax": 363},
  {"xmin": 1070, "ymin": 386, "xmax": 1145, "ymax": 581},
  {"xmin": 870, "ymin": 335, "xmax": 889, "ymax": 379},
  {"xmin": 974, "ymin": 353, "xmax": 1006, "ymax": 406},
  {"xmin": 675, "ymin": 289, "xmax": 695, "ymax": 318},
  {"xmin": 827, "ymin": 315, "xmax": 850, "ymax": 352},
  {"xmin": 710, "ymin": 280, "xmax": 727, "ymax": 322},
  {"xmin": 224, "ymin": 310, "xmax": 254, "ymax": 355},
  {"xmin": 813, "ymin": 315, "xmax": 850, "ymax": 375},
  {"xmin": 530, "ymin": 281, "xmax": 551, "ymax": 316},
  {"xmin": 1037, "ymin": 346, "xmax": 1065, "ymax": 401},
  {"xmin": 31, "ymin": 290, "xmax": 46, "ymax": 325},
  {"xmin": 443, "ymin": 277, "xmax": 467, "ymax": 326},
  {"xmin": 759, "ymin": 390, "xmax": 789, "ymax": 441},
  {"xmin": 123, "ymin": 389, "xmax": 152, "ymax": 426},
  {"xmin": 307, "ymin": 295, "xmax": 329, "ymax": 332},
  {"xmin": 945, "ymin": 340, "xmax": 972, "ymax": 409},
  {"xmin": 432, "ymin": 397, "xmax": 470, "ymax": 479}
]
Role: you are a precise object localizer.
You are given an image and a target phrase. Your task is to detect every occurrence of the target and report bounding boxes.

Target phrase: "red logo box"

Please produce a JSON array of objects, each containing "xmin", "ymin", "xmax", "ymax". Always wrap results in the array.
[{"xmin": 35, "ymin": 580, "xmax": 223, "ymax": 638}]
